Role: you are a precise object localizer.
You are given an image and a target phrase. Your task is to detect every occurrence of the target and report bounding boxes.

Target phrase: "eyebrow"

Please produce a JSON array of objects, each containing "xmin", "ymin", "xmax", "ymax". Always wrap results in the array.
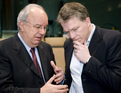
[
  {"xmin": 34, "ymin": 24, "xmax": 48, "ymax": 27},
  {"xmin": 63, "ymin": 26, "xmax": 79, "ymax": 32}
]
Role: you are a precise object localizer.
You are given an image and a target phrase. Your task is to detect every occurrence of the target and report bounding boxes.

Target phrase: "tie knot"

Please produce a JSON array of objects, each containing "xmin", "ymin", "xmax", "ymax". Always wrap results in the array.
[{"xmin": 30, "ymin": 48, "xmax": 35, "ymax": 54}]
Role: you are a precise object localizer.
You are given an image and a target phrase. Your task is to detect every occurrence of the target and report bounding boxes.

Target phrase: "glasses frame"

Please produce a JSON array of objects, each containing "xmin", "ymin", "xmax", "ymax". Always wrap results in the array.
[{"xmin": 24, "ymin": 21, "xmax": 49, "ymax": 31}]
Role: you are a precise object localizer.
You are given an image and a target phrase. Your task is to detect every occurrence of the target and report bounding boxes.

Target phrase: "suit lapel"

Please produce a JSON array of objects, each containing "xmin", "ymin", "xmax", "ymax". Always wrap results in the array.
[
  {"xmin": 89, "ymin": 26, "xmax": 102, "ymax": 56},
  {"xmin": 37, "ymin": 44, "xmax": 49, "ymax": 82},
  {"xmin": 14, "ymin": 36, "xmax": 53, "ymax": 81},
  {"xmin": 13, "ymin": 35, "xmax": 40, "ymax": 77},
  {"xmin": 65, "ymin": 39, "xmax": 74, "ymax": 71}
]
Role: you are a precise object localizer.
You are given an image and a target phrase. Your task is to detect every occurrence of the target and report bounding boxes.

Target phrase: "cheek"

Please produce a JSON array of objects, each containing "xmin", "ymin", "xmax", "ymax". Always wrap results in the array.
[
  {"xmin": 77, "ymin": 27, "xmax": 88, "ymax": 39},
  {"xmin": 26, "ymin": 30, "xmax": 36, "ymax": 40}
]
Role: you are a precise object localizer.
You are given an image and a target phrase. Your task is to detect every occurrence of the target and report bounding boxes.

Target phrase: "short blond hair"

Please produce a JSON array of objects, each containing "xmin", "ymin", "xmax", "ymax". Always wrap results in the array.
[{"xmin": 57, "ymin": 2, "xmax": 89, "ymax": 23}]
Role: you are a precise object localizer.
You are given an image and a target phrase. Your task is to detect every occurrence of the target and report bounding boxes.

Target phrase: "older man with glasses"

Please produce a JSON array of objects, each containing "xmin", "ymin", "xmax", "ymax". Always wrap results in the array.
[{"xmin": 0, "ymin": 4, "xmax": 68, "ymax": 93}]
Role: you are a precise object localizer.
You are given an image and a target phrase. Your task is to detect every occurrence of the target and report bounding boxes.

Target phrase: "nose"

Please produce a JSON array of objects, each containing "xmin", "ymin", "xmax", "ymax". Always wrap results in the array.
[
  {"xmin": 38, "ymin": 28, "xmax": 46, "ymax": 35},
  {"xmin": 69, "ymin": 31, "xmax": 76, "ymax": 39}
]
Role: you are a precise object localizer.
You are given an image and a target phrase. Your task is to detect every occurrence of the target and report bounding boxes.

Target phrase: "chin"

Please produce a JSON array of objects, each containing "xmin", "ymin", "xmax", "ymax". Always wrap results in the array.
[{"xmin": 34, "ymin": 40, "xmax": 41, "ymax": 45}]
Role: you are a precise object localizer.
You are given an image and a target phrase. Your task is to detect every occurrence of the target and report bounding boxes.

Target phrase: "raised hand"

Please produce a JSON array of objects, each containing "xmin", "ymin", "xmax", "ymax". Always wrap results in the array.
[
  {"xmin": 50, "ymin": 61, "xmax": 64, "ymax": 84},
  {"xmin": 73, "ymin": 40, "xmax": 91, "ymax": 64}
]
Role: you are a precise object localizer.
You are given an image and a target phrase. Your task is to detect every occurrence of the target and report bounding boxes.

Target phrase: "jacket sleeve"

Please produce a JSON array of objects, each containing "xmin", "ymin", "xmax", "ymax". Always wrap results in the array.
[{"xmin": 83, "ymin": 33, "xmax": 121, "ymax": 92}]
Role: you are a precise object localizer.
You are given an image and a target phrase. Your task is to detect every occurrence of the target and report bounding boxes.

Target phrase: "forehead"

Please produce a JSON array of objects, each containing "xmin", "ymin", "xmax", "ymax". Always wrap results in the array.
[
  {"xmin": 61, "ymin": 17, "xmax": 81, "ymax": 31},
  {"xmin": 27, "ymin": 7, "xmax": 48, "ymax": 24}
]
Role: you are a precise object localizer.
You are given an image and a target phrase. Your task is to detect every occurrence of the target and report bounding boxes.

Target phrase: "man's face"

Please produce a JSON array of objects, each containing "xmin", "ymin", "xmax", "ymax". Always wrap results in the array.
[
  {"xmin": 61, "ymin": 17, "xmax": 91, "ymax": 44},
  {"xmin": 19, "ymin": 7, "xmax": 48, "ymax": 47}
]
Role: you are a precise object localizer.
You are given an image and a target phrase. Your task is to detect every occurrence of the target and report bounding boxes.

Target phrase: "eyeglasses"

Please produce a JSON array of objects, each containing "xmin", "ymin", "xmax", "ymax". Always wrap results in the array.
[{"xmin": 25, "ymin": 21, "xmax": 49, "ymax": 31}]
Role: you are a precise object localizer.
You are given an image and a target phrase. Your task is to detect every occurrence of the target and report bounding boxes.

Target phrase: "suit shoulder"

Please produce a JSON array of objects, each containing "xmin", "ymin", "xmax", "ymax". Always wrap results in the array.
[
  {"xmin": 97, "ymin": 26, "xmax": 121, "ymax": 35},
  {"xmin": 0, "ymin": 36, "xmax": 14, "ymax": 47},
  {"xmin": 40, "ymin": 41, "xmax": 52, "ymax": 49},
  {"xmin": 40, "ymin": 41, "xmax": 51, "ymax": 46},
  {"xmin": 96, "ymin": 26, "xmax": 121, "ymax": 39}
]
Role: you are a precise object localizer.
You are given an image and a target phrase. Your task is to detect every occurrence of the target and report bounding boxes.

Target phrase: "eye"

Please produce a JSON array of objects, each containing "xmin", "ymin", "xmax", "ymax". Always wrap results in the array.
[
  {"xmin": 34, "ymin": 25, "xmax": 41, "ymax": 29},
  {"xmin": 73, "ymin": 27, "xmax": 79, "ymax": 31}
]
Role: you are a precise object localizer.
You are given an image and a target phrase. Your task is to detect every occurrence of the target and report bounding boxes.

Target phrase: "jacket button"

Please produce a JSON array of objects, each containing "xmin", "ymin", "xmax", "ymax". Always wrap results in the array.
[
  {"xmin": 88, "ymin": 70, "xmax": 95, "ymax": 74},
  {"xmin": 89, "ymin": 71, "xmax": 91, "ymax": 73},
  {"xmin": 82, "ymin": 79, "xmax": 86, "ymax": 81}
]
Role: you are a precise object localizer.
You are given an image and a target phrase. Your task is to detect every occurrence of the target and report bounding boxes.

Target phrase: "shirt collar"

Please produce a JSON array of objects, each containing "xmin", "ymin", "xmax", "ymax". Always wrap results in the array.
[
  {"xmin": 17, "ymin": 33, "xmax": 31, "ymax": 52},
  {"xmin": 87, "ymin": 23, "xmax": 96, "ymax": 46}
]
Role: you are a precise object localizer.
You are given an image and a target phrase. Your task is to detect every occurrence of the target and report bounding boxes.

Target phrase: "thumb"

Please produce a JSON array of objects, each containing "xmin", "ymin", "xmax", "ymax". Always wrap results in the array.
[
  {"xmin": 47, "ymin": 74, "xmax": 56, "ymax": 84},
  {"xmin": 50, "ymin": 61, "xmax": 56, "ymax": 70}
]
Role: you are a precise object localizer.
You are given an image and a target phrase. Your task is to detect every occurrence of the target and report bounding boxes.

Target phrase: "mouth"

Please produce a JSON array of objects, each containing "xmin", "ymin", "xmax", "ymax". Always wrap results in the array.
[{"xmin": 35, "ymin": 36, "xmax": 43, "ymax": 41}]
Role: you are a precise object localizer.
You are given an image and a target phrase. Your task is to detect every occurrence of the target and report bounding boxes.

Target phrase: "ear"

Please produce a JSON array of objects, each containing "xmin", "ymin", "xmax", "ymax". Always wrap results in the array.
[
  {"xmin": 86, "ymin": 17, "xmax": 91, "ymax": 26},
  {"xmin": 19, "ymin": 21, "xmax": 25, "ymax": 31}
]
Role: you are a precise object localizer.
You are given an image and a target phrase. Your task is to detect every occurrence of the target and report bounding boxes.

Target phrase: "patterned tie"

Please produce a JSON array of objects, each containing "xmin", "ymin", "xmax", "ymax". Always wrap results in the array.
[{"xmin": 30, "ymin": 48, "xmax": 44, "ymax": 84}]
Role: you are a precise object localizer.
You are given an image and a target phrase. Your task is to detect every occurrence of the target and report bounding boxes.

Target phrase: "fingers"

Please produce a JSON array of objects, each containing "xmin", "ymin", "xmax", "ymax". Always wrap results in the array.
[
  {"xmin": 73, "ymin": 41, "xmax": 81, "ymax": 51},
  {"xmin": 41, "ymin": 75, "xmax": 69, "ymax": 93},
  {"xmin": 73, "ymin": 40, "xmax": 87, "ymax": 52},
  {"xmin": 54, "ymin": 70, "xmax": 64, "ymax": 84},
  {"xmin": 73, "ymin": 40, "xmax": 87, "ymax": 47},
  {"xmin": 73, "ymin": 41, "xmax": 79, "ymax": 53},
  {"xmin": 51, "ymin": 61, "xmax": 64, "ymax": 84},
  {"xmin": 54, "ymin": 77, "xmax": 63, "ymax": 84},
  {"xmin": 50, "ymin": 61, "xmax": 56, "ymax": 69},
  {"xmin": 51, "ymin": 61, "xmax": 61, "ymax": 74},
  {"xmin": 50, "ymin": 61, "xmax": 57, "ymax": 73},
  {"xmin": 53, "ymin": 67, "xmax": 64, "ymax": 84},
  {"xmin": 55, "ymin": 85, "xmax": 69, "ymax": 92},
  {"xmin": 52, "ymin": 84, "xmax": 69, "ymax": 93},
  {"xmin": 47, "ymin": 74, "xmax": 56, "ymax": 84}
]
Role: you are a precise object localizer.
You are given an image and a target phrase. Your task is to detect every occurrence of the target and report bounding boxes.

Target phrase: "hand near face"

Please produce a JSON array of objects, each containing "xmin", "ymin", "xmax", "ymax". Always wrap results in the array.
[
  {"xmin": 50, "ymin": 61, "xmax": 64, "ymax": 84},
  {"xmin": 73, "ymin": 40, "xmax": 91, "ymax": 64},
  {"xmin": 40, "ymin": 75, "xmax": 68, "ymax": 93}
]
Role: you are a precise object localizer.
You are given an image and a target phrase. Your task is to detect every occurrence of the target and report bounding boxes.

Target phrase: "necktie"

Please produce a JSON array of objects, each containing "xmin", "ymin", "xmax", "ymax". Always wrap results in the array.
[{"xmin": 30, "ymin": 48, "xmax": 44, "ymax": 84}]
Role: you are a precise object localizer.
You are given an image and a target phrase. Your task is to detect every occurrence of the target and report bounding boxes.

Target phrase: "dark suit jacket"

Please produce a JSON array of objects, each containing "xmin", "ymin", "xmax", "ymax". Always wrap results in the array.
[
  {"xmin": 0, "ymin": 34, "xmax": 55, "ymax": 93},
  {"xmin": 64, "ymin": 26, "xmax": 121, "ymax": 93}
]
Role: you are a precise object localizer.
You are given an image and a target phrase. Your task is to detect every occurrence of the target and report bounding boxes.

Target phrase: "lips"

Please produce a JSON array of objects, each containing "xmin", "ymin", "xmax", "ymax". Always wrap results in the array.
[{"xmin": 35, "ymin": 37, "xmax": 42, "ymax": 40}]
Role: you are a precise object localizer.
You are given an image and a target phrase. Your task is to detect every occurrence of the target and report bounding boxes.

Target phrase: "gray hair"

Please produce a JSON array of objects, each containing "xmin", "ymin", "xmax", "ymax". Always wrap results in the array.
[
  {"xmin": 57, "ymin": 2, "xmax": 89, "ymax": 23},
  {"xmin": 17, "ymin": 4, "xmax": 45, "ymax": 30}
]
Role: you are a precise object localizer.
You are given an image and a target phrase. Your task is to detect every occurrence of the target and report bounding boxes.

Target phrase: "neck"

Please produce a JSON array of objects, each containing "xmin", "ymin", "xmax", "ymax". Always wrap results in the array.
[{"xmin": 86, "ymin": 24, "xmax": 93, "ymax": 41}]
